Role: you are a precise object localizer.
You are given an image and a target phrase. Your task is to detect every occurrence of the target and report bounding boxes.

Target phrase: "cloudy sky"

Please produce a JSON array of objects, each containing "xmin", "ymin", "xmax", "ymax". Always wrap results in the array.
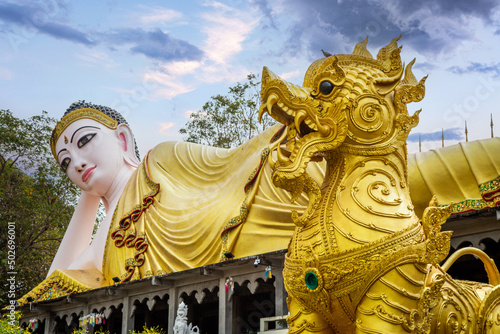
[{"xmin": 1, "ymin": 0, "xmax": 499, "ymax": 154}]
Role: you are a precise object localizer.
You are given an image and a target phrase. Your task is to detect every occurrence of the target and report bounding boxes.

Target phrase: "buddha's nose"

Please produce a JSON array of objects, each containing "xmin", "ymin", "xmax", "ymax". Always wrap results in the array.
[{"xmin": 73, "ymin": 155, "xmax": 87, "ymax": 172}]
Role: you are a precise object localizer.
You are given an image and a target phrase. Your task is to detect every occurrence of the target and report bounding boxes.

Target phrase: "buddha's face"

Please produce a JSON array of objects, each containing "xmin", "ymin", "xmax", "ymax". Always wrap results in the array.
[{"xmin": 55, "ymin": 118, "xmax": 125, "ymax": 197}]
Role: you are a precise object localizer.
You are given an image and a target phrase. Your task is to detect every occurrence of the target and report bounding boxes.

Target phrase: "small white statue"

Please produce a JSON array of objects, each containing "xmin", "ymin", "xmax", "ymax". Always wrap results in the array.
[{"xmin": 173, "ymin": 301, "xmax": 199, "ymax": 334}]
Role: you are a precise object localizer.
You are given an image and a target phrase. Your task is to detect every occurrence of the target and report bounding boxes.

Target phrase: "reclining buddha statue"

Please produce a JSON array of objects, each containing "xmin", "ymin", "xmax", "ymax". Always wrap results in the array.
[
  {"xmin": 21, "ymin": 38, "xmax": 500, "ymax": 328},
  {"xmin": 41, "ymin": 100, "xmax": 316, "ymax": 287}
]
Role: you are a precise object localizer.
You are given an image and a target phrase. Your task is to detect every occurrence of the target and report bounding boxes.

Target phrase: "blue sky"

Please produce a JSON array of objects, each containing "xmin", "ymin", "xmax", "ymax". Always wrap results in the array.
[{"xmin": 1, "ymin": 0, "xmax": 500, "ymax": 155}]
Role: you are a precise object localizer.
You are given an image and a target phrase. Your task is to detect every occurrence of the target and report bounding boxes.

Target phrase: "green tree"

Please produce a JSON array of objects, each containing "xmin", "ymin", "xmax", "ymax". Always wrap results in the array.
[
  {"xmin": 179, "ymin": 74, "xmax": 275, "ymax": 148},
  {"xmin": 0, "ymin": 110, "xmax": 78, "ymax": 306},
  {"xmin": 0, "ymin": 311, "xmax": 30, "ymax": 333}
]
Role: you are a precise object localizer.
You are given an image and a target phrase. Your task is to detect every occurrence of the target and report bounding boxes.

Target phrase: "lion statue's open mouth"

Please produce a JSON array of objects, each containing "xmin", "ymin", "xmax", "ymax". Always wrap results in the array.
[
  {"xmin": 258, "ymin": 55, "xmax": 353, "ymax": 226},
  {"xmin": 258, "ymin": 58, "xmax": 349, "ymax": 177},
  {"xmin": 258, "ymin": 62, "xmax": 349, "ymax": 226}
]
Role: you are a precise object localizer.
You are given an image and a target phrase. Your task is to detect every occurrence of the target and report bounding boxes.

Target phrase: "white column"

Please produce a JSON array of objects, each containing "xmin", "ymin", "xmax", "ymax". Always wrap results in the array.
[
  {"xmin": 121, "ymin": 297, "xmax": 134, "ymax": 334},
  {"xmin": 218, "ymin": 277, "xmax": 233, "ymax": 334},
  {"xmin": 274, "ymin": 269, "xmax": 288, "ymax": 316},
  {"xmin": 167, "ymin": 287, "xmax": 178, "ymax": 334},
  {"xmin": 43, "ymin": 314, "xmax": 54, "ymax": 334}
]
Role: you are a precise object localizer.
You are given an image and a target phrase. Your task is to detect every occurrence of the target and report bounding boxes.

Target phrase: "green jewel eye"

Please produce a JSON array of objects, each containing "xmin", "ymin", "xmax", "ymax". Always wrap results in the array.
[
  {"xmin": 78, "ymin": 133, "xmax": 96, "ymax": 148},
  {"xmin": 305, "ymin": 272, "xmax": 318, "ymax": 290}
]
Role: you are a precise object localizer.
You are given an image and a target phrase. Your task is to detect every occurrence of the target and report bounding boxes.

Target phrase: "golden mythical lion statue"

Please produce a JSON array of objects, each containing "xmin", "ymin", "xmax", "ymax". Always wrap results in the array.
[{"xmin": 258, "ymin": 36, "xmax": 500, "ymax": 334}]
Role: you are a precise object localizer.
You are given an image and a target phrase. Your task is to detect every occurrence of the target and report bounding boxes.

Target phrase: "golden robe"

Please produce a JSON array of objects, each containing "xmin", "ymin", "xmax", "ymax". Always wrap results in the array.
[
  {"xmin": 408, "ymin": 137, "xmax": 500, "ymax": 217},
  {"xmin": 102, "ymin": 125, "xmax": 325, "ymax": 284}
]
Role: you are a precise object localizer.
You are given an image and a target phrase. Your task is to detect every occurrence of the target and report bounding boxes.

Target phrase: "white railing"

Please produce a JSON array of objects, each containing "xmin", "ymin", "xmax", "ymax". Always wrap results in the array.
[{"xmin": 258, "ymin": 315, "xmax": 288, "ymax": 333}]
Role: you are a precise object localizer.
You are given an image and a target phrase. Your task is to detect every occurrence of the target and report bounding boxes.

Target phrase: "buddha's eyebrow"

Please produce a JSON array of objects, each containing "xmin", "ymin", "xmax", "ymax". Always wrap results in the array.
[
  {"xmin": 57, "ymin": 148, "xmax": 67, "ymax": 159},
  {"xmin": 70, "ymin": 126, "xmax": 100, "ymax": 143}
]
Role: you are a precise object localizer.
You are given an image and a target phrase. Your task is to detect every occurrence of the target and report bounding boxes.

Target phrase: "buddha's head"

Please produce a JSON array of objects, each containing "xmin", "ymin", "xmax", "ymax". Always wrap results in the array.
[{"xmin": 50, "ymin": 101, "xmax": 140, "ymax": 197}]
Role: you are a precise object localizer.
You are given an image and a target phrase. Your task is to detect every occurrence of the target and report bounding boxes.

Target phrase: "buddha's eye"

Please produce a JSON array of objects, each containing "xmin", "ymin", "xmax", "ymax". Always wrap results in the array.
[
  {"xmin": 319, "ymin": 80, "xmax": 334, "ymax": 95},
  {"xmin": 77, "ymin": 133, "xmax": 96, "ymax": 148},
  {"xmin": 61, "ymin": 158, "xmax": 71, "ymax": 173}
]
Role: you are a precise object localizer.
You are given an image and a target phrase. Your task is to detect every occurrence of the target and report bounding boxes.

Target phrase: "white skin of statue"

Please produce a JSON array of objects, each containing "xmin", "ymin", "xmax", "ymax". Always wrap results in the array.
[{"xmin": 48, "ymin": 119, "xmax": 139, "ymax": 276}]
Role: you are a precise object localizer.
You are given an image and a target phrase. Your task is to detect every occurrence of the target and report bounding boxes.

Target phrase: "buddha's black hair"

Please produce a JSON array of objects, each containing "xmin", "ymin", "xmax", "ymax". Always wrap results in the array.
[{"xmin": 65, "ymin": 100, "xmax": 140, "ymax": 160}]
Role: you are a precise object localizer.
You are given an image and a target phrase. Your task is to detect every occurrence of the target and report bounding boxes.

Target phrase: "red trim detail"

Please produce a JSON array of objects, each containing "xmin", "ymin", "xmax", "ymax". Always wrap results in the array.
[
  {"xmin": 221, "ymin": 126, "xmax": 283, "ymax": 238},
  {"xmin": 483, "ymin": 191, "xmax": 500, "ymax": 202},
  {"xmin": 450, "ymin": 204, "xmax": 500, "ymax": 215},
  {"xmin": 110, "ymin": 152, "xmax": 160, "ymax": 282}
]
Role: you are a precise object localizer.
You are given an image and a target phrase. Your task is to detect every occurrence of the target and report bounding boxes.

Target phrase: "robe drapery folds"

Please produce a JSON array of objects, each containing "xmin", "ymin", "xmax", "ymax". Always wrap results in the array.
[
  {"xmin": 408, "ymin": 137, "xmax": 500, "ymax": 217},
  {"xmin": 102, "ymin": 125, "xmax": 325, "ymax": 284}
]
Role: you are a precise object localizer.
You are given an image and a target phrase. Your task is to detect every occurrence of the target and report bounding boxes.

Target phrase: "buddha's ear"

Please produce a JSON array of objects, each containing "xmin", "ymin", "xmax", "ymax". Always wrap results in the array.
[{"xmin": 116, "ymin": 124, "xmax": 140, "ymax": 167}]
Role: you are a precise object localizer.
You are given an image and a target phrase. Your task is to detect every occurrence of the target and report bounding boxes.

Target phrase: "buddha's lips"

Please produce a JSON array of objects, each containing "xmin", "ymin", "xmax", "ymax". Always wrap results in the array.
[{"xmin": 82, "ymin": 166, "xmax": 96, "ymax": 183}]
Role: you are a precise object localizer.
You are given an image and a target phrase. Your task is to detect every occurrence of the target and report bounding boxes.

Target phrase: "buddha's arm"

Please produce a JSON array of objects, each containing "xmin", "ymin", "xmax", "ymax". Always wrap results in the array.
[{"xmin": 47, "ymin": 191, "xmax": 100, "ymax": 276}]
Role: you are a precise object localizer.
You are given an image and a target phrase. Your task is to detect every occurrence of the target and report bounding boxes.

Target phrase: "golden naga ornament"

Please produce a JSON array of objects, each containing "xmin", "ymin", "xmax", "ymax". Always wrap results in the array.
[{"xmin": 259, "ymin": 36, "xmax": 500, "ymax": 334}]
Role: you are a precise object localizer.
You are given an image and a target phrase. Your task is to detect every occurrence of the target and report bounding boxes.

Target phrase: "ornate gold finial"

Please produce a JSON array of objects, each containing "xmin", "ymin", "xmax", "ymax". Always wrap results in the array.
[
  {"xmin": 352, "ymin": 36, "xmax": 373, "ymax": 59},
  {"xmin": 401, "ymin": 58, "xmax": 418, "ymax": 85},
  {"xmin": 376, "ymin": 35, "xmax": 401, "ymax": 62},
  {"xmin": 377, "ymin": 35, "xmax": 403, "ymax": 74},
  {"xmin": 50, "ymin": 108, "xmax": 118, "ymax": 161},
  {"xmin": 392, "ymin": 60, "xmax": 427, "ymax": 115}
]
